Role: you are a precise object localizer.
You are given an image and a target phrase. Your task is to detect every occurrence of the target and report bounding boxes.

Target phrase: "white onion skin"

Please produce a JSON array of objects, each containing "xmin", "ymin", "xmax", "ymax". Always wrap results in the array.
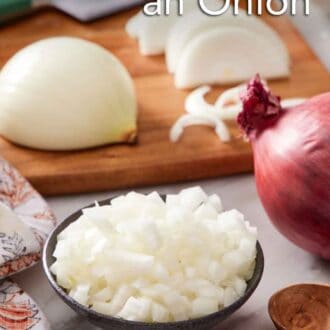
[
  {"xmin": 249, "ymin": 93, "xmax": 330, "ymax": 259},
  {"xmin": 0, "ymin": 37, "xmax": 137, "ymax": 151}
]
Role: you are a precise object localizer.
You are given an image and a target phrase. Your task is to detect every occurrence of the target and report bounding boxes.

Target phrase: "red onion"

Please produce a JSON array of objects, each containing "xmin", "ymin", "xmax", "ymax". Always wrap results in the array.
[{"xmin": 238, "ymin": 75, "xmax": 330, "ymax": 259}]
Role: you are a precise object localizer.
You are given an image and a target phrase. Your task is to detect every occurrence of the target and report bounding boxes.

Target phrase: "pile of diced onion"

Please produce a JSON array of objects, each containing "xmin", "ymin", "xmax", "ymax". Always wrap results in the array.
[{"xmin": 51, "ymin": 187, "xmax": 257, "ymax": 323}]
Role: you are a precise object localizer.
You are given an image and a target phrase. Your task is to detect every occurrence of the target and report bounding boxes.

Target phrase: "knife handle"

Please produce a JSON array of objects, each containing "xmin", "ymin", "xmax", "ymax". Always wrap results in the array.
[{"xmin": 0, "ymin": 0, "xmax": 33, "ymax": 24}]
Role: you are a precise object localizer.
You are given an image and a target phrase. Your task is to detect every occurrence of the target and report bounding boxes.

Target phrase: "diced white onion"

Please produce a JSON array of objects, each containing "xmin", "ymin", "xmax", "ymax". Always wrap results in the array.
[{"xmin": 51, "ymin": 187, "xmax": 258, "ymax": 322}]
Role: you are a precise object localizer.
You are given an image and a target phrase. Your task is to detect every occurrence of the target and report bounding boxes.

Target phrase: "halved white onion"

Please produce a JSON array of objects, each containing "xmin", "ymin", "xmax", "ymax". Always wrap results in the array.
[{"xmin": 0, "ymin": 37, "xmax": 137, "ymax": 151}]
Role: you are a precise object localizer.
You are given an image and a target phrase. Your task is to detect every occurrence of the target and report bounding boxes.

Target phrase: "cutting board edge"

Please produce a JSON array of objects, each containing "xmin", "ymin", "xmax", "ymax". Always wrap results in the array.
[{"xmin": 29, "ymin": 155, "xmax": 254, "ymax": 196}]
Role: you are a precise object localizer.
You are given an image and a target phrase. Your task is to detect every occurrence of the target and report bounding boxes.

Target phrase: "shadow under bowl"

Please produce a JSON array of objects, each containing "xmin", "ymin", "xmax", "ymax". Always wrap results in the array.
[{"xmin": 43, "ymin": 197, "xmax": 264, "ymax": 330}]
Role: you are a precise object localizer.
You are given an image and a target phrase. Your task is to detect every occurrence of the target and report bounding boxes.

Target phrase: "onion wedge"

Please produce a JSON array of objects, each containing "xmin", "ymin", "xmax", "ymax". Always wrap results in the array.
[
  {"xmin": 170, "ymin": 86, "xmax": 230, "ymax": 143},
  {"xmin": 125, "ymin": 0, "xmax": 223, "ymax": 56},
  {"xmin": 166, "ymin": 9, "xmax": 289, "ymax": 75},
  {"xmin": 174, "ymin": 26, "xmax": 290, "ymax": 89}
]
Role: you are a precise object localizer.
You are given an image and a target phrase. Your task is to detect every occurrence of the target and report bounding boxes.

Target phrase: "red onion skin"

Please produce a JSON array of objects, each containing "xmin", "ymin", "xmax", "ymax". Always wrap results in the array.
[{"xmin": 239, "ymin": 77, "xmax": 330, "ymax": 259}]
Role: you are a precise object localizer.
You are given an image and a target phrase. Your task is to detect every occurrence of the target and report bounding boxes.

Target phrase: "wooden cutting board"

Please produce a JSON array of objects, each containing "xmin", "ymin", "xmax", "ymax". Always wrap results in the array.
[{"xmin": 0, "ymin": 7, "xmax": 329, "ymax": 196}]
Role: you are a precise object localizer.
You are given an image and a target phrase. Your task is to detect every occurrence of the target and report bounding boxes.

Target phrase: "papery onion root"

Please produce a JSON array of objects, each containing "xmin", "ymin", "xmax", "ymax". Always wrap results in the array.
[{"xmin": 238, "ymin": 74, "xmax": 282, "ymax": 137}]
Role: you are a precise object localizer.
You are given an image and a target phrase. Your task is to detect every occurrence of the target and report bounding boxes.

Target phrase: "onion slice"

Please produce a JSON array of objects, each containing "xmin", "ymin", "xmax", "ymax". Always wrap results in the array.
[
  {"xmin": 170, "ymin": 83, "xmax": 306, "ymax": 143},
  {"xmin": 170, "ymin": 114, "xmax": 230, "ymax": 143},
  {"xmin": 170, "ymin": 86, "xmax": 230, "ymax": 143},
  {"xmin": 185, "ymin": 86, "xmax": 216, "ymax": 116},
  {"xmin": 281, "ymin": 98, "xmax": 306, "ymax": 108}
]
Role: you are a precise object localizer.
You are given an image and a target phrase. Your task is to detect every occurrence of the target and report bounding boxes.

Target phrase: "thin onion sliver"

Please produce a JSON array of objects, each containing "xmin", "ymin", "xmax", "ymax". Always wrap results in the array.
[{"xmin": 170, "ymin": 83, "xmax": 306, "ymax": 144}]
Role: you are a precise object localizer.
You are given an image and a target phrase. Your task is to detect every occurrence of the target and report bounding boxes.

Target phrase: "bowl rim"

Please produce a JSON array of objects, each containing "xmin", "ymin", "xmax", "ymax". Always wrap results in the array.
[{"xmin": 42, "ymin": 196, "xmax": 264, "ymax": 327}]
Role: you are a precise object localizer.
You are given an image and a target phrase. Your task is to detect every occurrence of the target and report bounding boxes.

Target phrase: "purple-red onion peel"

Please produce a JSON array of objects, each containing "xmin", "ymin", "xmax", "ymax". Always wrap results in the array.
[{"xmin": 238, "ymin": 75, "xmax": 330, "ymax": 259}]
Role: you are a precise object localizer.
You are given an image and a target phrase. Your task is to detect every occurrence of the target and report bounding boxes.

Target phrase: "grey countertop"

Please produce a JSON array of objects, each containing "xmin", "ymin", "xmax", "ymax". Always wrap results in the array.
[
  {"xmin": 13, "ymin": 174, "xmax": 330, "ymax": 330},
  {"xmin": 289, "ymin": 0, "xmax": 330, "ymax": 70}
]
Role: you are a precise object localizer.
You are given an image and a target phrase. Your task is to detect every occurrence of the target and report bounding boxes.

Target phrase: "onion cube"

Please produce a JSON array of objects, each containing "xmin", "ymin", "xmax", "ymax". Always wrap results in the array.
[{"xmin": 191, "ymin": 297, "xmax": 218, "ymax": 318}]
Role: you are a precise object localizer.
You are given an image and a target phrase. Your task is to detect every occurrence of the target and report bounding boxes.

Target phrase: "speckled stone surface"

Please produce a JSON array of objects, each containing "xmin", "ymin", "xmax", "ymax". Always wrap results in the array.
[{"xmin": 12, "ymin": 174, "xmax": 330, "ymax": 330}]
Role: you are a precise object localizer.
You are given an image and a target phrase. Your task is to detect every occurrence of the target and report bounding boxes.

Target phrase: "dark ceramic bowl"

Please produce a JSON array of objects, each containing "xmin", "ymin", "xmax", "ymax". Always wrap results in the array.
[{"xmin": 43, "ymin": 197, "xmax": 264, "ymax": 330}]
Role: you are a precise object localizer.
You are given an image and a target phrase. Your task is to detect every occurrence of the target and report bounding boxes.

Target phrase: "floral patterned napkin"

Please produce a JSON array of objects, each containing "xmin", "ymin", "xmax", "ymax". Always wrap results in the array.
[
  {"xmin": 0, "ymin": 157, "xmax": 57, "ymax": 329},
  {"xmin": 0, "ymin": 158, "xmax": 56, "ymax": 278},
  {"xmin": 0, "ymin": 280, "xmax": 50, "ymax": 330}
]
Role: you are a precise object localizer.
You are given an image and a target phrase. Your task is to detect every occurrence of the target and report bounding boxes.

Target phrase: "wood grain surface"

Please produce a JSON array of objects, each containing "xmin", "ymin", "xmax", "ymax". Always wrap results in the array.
[
  {"xmin": 0, "ymin": 7, "xmax": 329, "ymax": 195},
  {"xmin": 269, "ymin": 284, "xmax": 330, "ymax": 330}
]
